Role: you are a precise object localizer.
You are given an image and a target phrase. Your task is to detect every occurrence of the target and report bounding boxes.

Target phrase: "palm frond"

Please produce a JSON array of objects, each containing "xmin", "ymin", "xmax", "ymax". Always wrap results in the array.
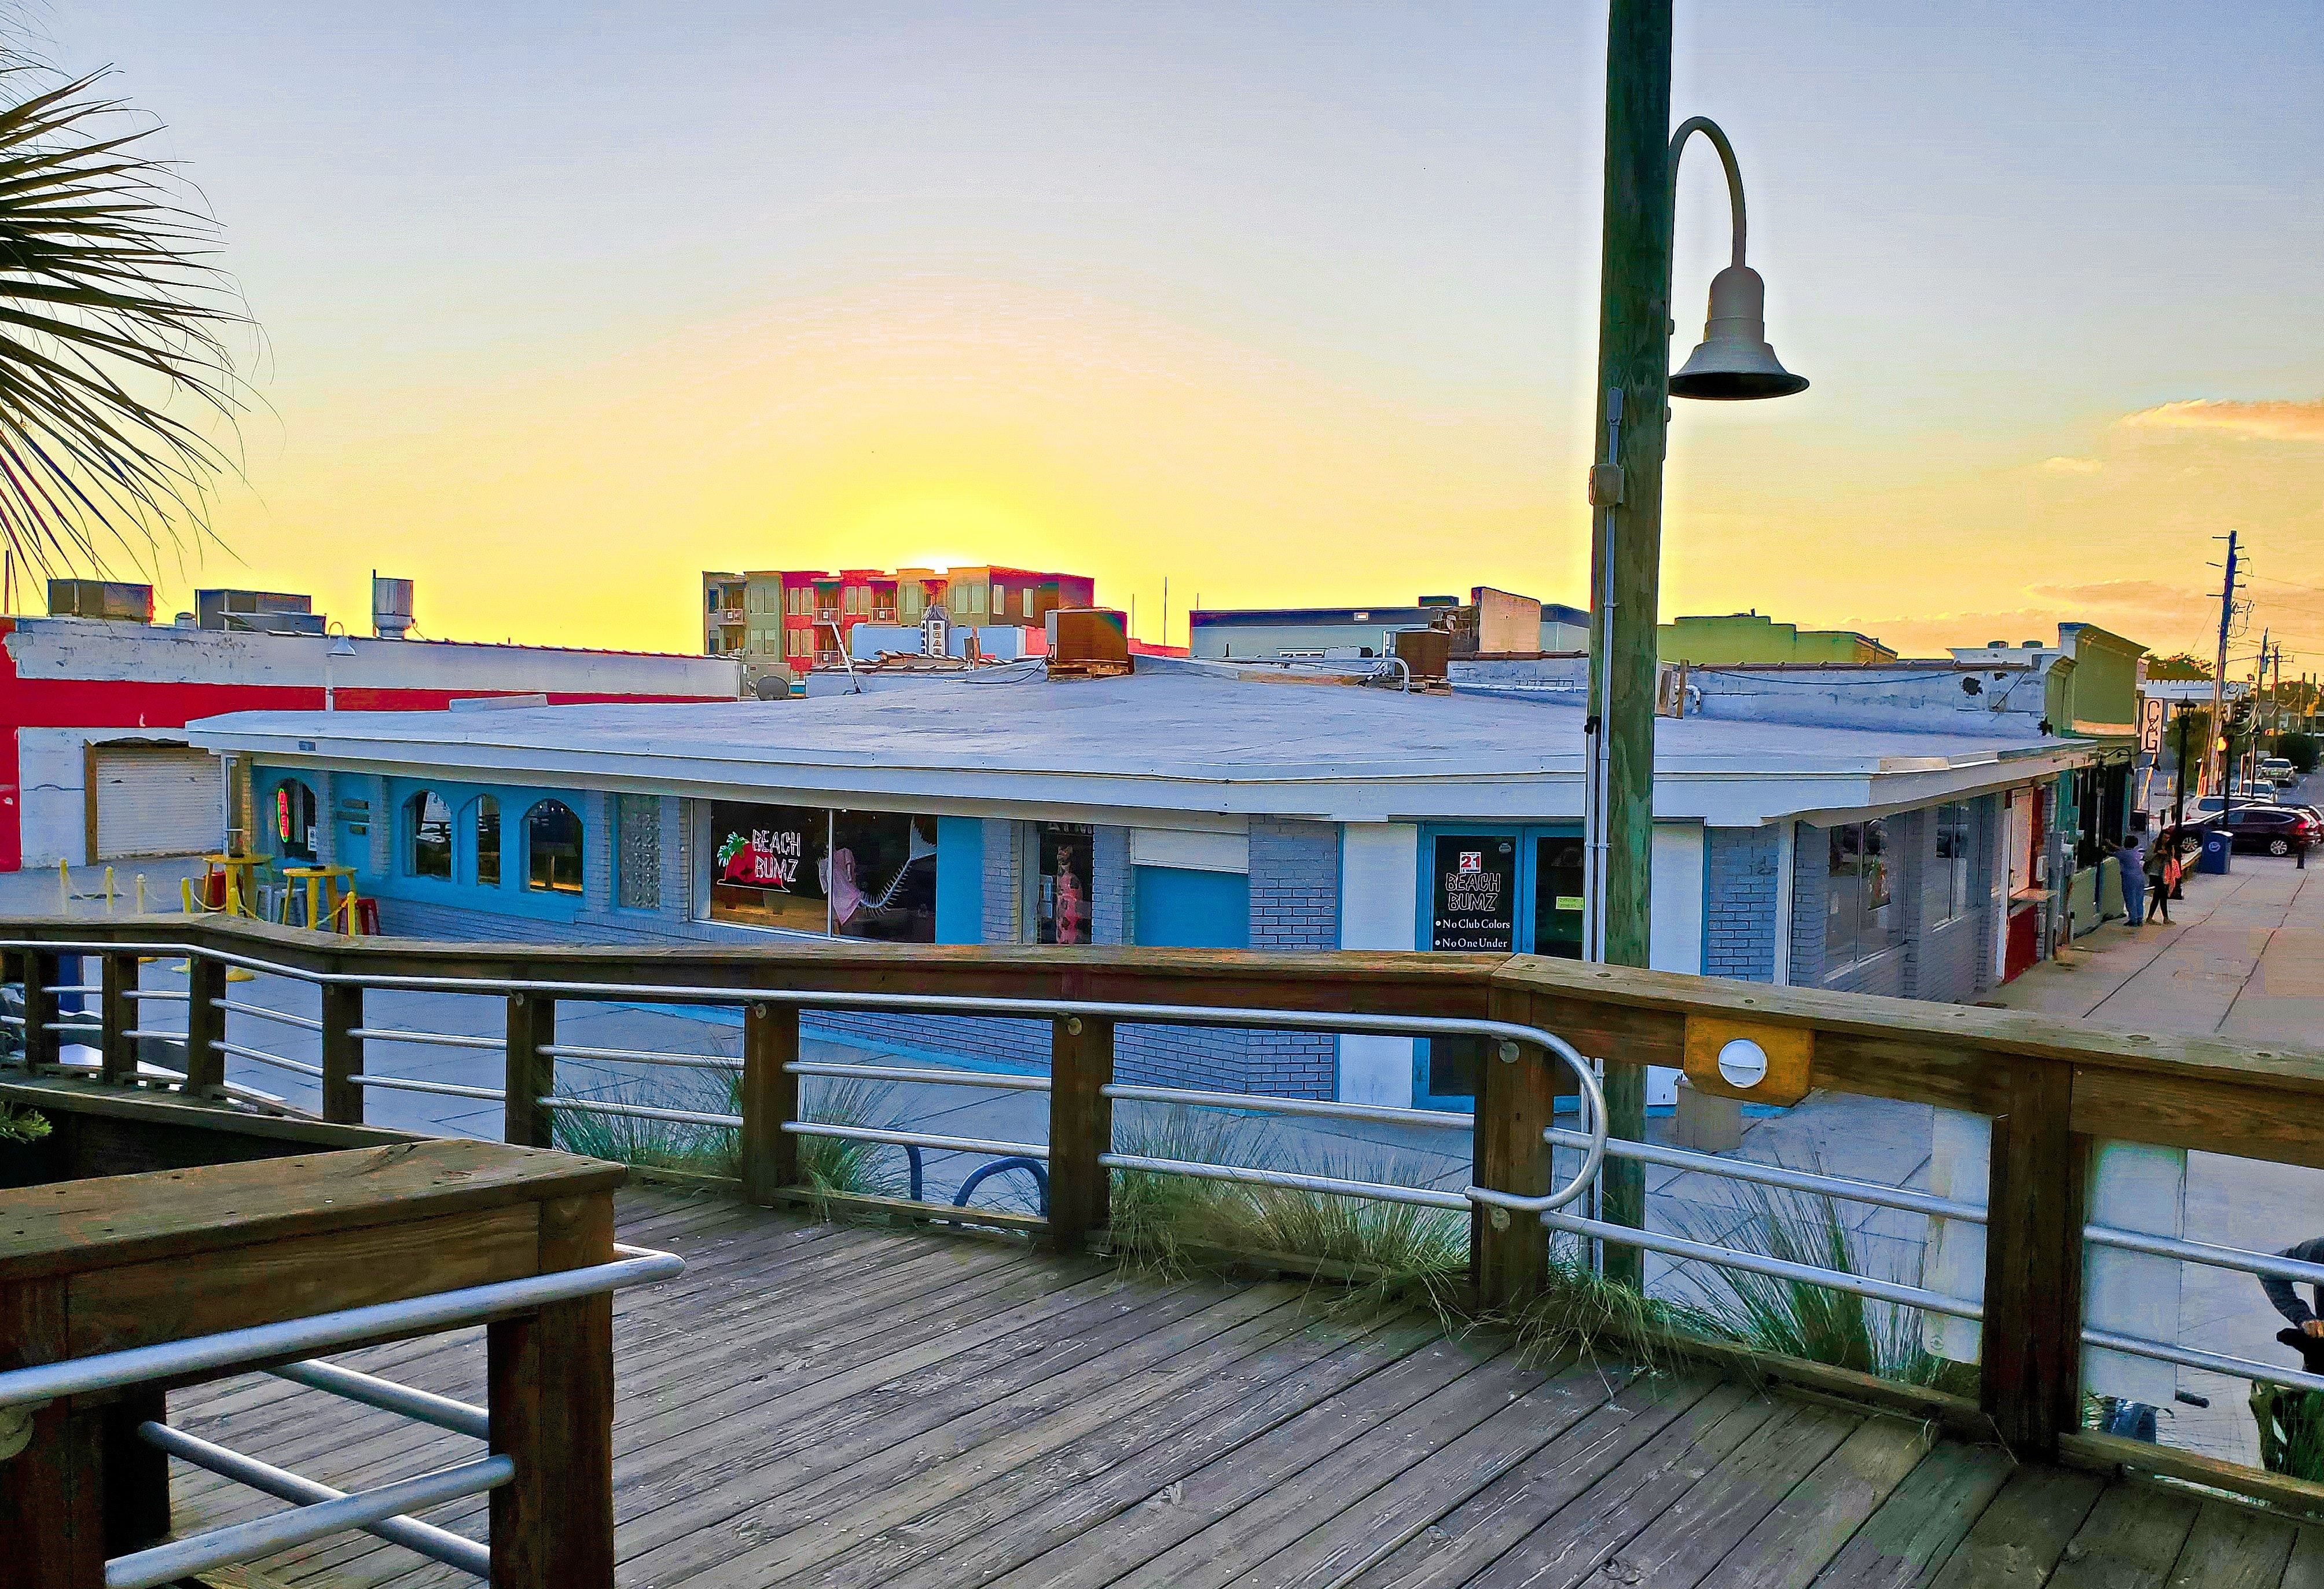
[{"xmin": 0, "ymin": 57, "xmax": 252, "ymax": 584}]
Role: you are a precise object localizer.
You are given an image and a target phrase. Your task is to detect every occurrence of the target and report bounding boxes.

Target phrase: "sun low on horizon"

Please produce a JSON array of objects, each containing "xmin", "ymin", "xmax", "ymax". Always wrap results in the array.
[{"xmin": 28, "ymin": 0, "xmax": 2323, "ymax": 669}]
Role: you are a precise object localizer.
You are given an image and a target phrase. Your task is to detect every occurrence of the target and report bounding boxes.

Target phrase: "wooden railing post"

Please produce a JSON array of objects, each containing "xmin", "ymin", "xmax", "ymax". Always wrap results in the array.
[
  {"xmin": 183, "ymin": 955, "xmax": 227, "ymax": 1096},
  {"xmin": 1978, "ymin": 1059, "xmax": 2087, "ymax": 1457},
  {"xmin": 1048, "ymin": 1015, "xmax": 1114, "ymax": 1252},
  {"xmin": 489, "ymin": 1190, "xmax": 616, "ymax": 1589},
  {"xmin": 98, "ymin": 952, "xmax": 137, "ymax": 1084},
  {"xmin": 21, "ymin": 951, "xmax": 58, "ymax": 1074},
  {"xmin": 1474, "ymin": 997, "xmax": 1556, "ymax": 1311},
  {"xmin": 504, "ymin": 993, "xmax": 556, "ymax": 1148},
  {"xmin": 741, "ymin": 1001, "xmax": 799, "ymax": 1205},
  {"xmin": 321, "ymin": 982, "xmax": 364, "ymax": 1124}
]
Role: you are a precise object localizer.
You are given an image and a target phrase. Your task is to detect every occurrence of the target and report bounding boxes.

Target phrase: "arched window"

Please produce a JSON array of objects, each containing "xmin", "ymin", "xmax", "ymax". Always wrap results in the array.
[
  {"xmin": 273, "ymin": 779, "xmax": 318, "ymax": 863},
  {"xmin": 473, "ymin": 795, "xmax": 501, "ymax": 887},
  {"xmin": 407, "ymin": 790, "xmax": 452, "ymax": 879},
  {"xmin": 526, "ymin": 800, "xmax": 583, "ymax": 894}
]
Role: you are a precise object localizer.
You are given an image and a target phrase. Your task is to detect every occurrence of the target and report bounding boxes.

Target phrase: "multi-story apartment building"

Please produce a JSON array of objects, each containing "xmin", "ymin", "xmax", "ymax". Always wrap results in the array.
[{"xmin": 702, "ymin": 566, "xmax": 1096, "ymax": 666}]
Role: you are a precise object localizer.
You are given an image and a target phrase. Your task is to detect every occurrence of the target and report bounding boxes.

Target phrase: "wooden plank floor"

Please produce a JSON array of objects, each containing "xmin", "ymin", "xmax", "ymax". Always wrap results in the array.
[{"xmin": 167, "ymin": 1187, "xmax": 2323, "ymax": 1589}]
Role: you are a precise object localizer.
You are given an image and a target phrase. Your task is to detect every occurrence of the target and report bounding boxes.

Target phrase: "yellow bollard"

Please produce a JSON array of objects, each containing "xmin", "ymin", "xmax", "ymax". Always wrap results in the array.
[
  {"xmin": 104, "ymin": 865, "xmax": 116, "ymax": 916},
  {"xmin": 57, "ymin": 857, "xmax": 69, "ymax": 914}
]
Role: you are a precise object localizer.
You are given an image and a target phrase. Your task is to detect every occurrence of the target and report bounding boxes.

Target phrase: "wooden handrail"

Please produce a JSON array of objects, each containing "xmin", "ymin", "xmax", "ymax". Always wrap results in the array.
[{"xmin": 10, "ymin": 912, "xmax": 2324, "ymax": 1465}]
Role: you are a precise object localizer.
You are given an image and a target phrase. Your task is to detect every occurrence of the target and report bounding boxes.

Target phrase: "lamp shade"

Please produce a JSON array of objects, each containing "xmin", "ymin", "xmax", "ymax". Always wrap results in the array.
[{"xmin": 1670, "ymin": 264, "xmax": 1807, "ymax": 401}]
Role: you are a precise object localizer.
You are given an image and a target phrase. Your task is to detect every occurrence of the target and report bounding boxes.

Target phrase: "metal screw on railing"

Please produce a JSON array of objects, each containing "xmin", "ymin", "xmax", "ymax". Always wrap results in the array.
[{"xmin": 1497, "ymin": 1040, "xmax": 1519, "ymax": 1063}]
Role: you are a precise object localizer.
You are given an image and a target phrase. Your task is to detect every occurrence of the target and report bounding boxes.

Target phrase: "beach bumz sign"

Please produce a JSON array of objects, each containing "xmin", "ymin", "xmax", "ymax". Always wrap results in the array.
[
  {"xmin": 708, "ymin": 799, "xmax": 937, "ymax": 941},
  {"xmin": 1431, "ymin": 835, "xmax": 1517, "ymax": 952}
]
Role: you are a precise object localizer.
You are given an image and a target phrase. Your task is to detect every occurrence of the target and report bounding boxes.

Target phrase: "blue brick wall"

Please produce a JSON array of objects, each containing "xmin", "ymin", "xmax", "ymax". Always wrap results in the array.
[
  {"xmin": 1704, "ymin": 826, "xmax": 1780, "ymax": 982},
  {"xmin": 372, "ymin": 805, "xmax": 1345, "ymax": 1099},
  {"xmin": 1788, "ymin": 823, "xmax": 1825, "ymax": 986}
]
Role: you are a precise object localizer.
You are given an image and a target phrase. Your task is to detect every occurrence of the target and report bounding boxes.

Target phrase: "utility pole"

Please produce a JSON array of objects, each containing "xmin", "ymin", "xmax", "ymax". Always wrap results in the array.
[
  {"xmin": 2210, "ymin": 531, "xmax": 2237, "ymax": 802},
  {"xmin": 1583, "ymin": 0, "xmax": 1675, "ymax": 1289}
]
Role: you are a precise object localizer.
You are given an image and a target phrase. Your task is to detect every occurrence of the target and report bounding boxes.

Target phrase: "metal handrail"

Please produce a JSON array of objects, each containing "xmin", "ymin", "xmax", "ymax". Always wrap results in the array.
[
  {"xmin": 786, "ymin": 1120, "xmax": 1050, "ymax": 1160},
  {"xmin": 791, "ymin": 1059, "xmax": 1051, "ymax": 1092},
  {"xmin": 2084, "ymin": 1223, "xmax": 2324, "ymax": 1289},
  {"xmin": 1105, "ymin": 1081, "xmax": 1469, "ymax": 1131},
  {"xmin": 219, "ymin": 999, "xmax": 324, "ymax": 1032},
  {"xmin": 122, "ymin": 988, "xmax": 189, "ymax": 1001},
  {"xmin": 1542, "ymin": 1205, "xmax": 1984, "ymax": 1321},
  {"xmin": 109, "ymin": 1454, "xmax": 513, "ymax": 1589},
  {"xmin": 211, "ymin": 1039, "xmax": 324, "ymax": 1080},
  {"xmin": 2082, "ymin": 1326, "xmax": 2324, "ymax": 1399},
  {"xmin": 540, "ymin": 1096, "xmax": 741, "ymax": 1129},
  {"xmin": 267, "ymin": 1358, "xmax": 490, "ymax": 1439},
  {"xmin": 1099, "ymin": 1151, "xmax": 1470, "ymax": 1212},
  {"xmin": 350, "ymin": 1074, "xmax": 506, "ymax": 1100},
  {"xmin": 0, "ymin": 1244, "xmax": 681, "ymax": 1409},
  {"xmin": 1544, "ymin": 1125, "xmax": 1989, "ymax": 1225},
  {"xmin": 348, "ymin": 1026, "xmax": 502, "ymax": 1051},
  {"xmin": 135, "ymin": 1421, "xmax": 490, "ymax": 1580},
  {"xmin": 543, "ymin": 1041, "xmax": 740, "ymax": 1072}
]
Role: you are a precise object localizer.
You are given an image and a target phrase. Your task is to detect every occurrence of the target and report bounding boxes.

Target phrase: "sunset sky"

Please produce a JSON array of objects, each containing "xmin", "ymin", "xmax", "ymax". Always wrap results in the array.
[{"xmin": 35, "ymin": 1, "xmax": 2324, "ymax": 669}]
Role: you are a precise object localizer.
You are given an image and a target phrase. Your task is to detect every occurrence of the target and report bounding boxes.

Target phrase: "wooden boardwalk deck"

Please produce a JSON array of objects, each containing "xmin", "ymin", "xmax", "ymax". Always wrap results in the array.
[{"xmin": 170, "ymin": 1187, "xmax": 2323, "ymax": 1589}]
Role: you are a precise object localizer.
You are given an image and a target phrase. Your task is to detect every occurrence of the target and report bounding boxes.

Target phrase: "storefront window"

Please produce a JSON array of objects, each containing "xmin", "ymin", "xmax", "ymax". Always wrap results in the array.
[
  {"xmin": 1034, "ymin": 822, "xmax": 1095, "ymax": 945},
  {"xmin": 708, "ymin": 802, "xmax": 936, "ymax": 940},
  {"xmin": 1825, "ymin": 819, "xmax": 1896, "ymax": 976},
  {"xmin": 1429, "ymin": 835, "xmax": 1517, "ymax": 952},
  {"xmin": 526, "ymin": 800, "xmax": 584, "ymax": 894},
  {"xmin": 274, "ymin": 780, "xmax": 318, "ymax": 864},
  {"xmin": 475, "ymin": 796, "xmax": 501, "ymax": 887},
  {"xmin": 1531, "ymin": 836, "xmax": 1585, "ymax": 959},
  {"xmin": 1935, "ymin": 802, "xmax": 1972, "ymax": 925},
  {"xmin": 407, "ymin": 791, "xmax": 452, "ymax": 880}
]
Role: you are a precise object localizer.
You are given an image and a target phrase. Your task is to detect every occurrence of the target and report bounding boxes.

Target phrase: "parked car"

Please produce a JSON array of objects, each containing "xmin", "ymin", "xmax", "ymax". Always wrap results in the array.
[
  {"xmin": 2195, "ymin": 792, "xmax": 2276, "ymax": 814},
  {"xmin": 2259, "ymin": 757, "xmax": 2299, "ymax": 787},
  {"xmin": 2215, "ymin": 805, "xmax": 2321, "ymax": 856}
]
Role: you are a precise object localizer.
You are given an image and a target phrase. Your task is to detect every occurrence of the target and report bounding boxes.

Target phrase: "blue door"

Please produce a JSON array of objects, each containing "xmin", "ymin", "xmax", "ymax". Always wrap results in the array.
[{"xmin": 1412, "ymin": 824, "xmax": 1585, "ymax": 1109}]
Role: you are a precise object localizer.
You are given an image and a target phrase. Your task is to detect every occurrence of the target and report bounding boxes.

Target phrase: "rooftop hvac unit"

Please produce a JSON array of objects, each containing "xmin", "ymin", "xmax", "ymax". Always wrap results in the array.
[
  {"xmin": 1391, "ymin": 626, "xmax": 1451, "ymax": 683},
  {"xmin": 1044, "ymin": 608, "xmax": 1132, "ymax": 679},
  {"xmin": 46, "ymin": 579, "xmax": 154, "ymax": 623},
  {"xmin": 373, "ymin": 575, "xmax": 415, "ymax": 638}
]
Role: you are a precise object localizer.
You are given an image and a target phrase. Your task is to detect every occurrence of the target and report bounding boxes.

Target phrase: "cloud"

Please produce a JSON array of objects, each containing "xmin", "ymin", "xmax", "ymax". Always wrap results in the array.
[
  {"xmin": 2120, "ymin": 398, "xmax": 2324, "ymax": 443},
  {"xmin": 2040, "ymin": 456, "xmax": 2102, "ymax": 474}
]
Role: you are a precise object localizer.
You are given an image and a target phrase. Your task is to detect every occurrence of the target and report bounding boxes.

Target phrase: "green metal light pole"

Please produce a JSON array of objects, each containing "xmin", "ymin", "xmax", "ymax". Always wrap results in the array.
[{"xmin": 1584, "ymin": 0, "xmax": 1807, "ymax": 1287}]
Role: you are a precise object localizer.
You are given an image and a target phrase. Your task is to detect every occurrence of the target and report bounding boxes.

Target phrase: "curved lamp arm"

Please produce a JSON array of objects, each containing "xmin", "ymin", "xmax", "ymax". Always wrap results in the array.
[{"xmin": 1670, "ymin": 116, "xmax": 1746, "ymax": 270}]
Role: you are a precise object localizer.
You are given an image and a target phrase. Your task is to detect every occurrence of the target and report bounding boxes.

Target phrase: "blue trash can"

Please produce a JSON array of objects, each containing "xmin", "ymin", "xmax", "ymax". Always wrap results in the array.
[{"xmin": 2199, "ymin": 829, "xmax": 2233, "ymax": 874}]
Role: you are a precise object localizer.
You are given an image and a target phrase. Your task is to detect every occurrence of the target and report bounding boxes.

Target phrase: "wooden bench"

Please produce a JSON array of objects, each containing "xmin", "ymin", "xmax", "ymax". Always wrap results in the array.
[{"xmin": 0, "ymin": 1135, "xmax": 626, "ymax": 1589}]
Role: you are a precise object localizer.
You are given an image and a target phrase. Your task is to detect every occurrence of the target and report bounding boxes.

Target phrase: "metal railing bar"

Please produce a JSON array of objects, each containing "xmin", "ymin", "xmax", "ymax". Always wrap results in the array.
[
  {"xmin": 267, "ymin": 1359, "xmax": 491, "ymax": 1440},
  {"xmin": 538, "ymin": 1096, "xmax": 742, "ymax": 1129},
  {"xmin": 0, "ymin": 1013, "xmax": 21, "ymax": 1026},
  {"xmin": 43, "ymin": 984, "xmax": 102, "ymax": 994},
  {"xmin": 104, "ymin": 1454, "xmax": 512, "ymax": 1589},
  {"xmin": 1543, "ymin": 1126, "xmax": 1989, "ymax": 1225},
  {"xmin": 786, "ymin": 1120, "xmax": 1050, "ymax": 1159},
  {"xmin": 123, "ymin": 988, "xmax": 190, "ymax": 1001},
  {"xmin": 210, "ymin": 1040, "xmax": 324, "ymax": 1080},
  {"xmin": 121, "ymin": 1027, "xmax": 188, "ymax": 1041},
  {"xmin": 1539, "ymin": 1206, "xmax": 1984, "ymax": 1321},
  {"xmin": 0, "ymin": 1245, "xmax": 682, "ymax": 1410},
  {"xmin": 1104, "ymin": 1082, "xmax": 1470, "ymax": 1131},
  {"xmin": 1098, "ymin": 1151, "xmax": 1471, "ymax": 1212},
  {"xmin": 2081, "ymin": 1327, "xmax": 2324, "ymax": 1397},
  {"xmin": 219, "ymin": 1000, "xmax": 324, "ymax": 1032},
  {"xmin": 543, "ymin": 1041, "xmax": 741, "ymax": 1071},
  {"xmin": 2084, "ymin": 1224, "xmax": 2324, "ymax": 1290},
  {"xmin": 133, "ymin": 1421, "xmax": 489, "ymax": 1580},
  {"xmin": 348, "ymin": 1074, "xmax": 506, "ymax": 1101},
  {"xmin": 790, "ymin": 1059, "xmax": 1051, "ymax": 1092},
  {"xmin": 40, "ymin": 1020, "xmax": 103, "ymax": 1032},
  {"xmin": 347, "ymin": 1027, "xmax": 502, "ymax": 1051}
]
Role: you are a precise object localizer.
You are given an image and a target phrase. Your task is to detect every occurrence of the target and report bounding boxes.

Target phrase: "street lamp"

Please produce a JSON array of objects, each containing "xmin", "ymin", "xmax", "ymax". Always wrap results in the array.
[
  {"xmin": 1665, "ymin": 118, "xmax": 1808, "ymax": 401},
  {"xmin": 324, "ymin": 623, "xmax": 356, "ymax": 711},
  {"xmin": 1580, "ymin": 1, "xmax": 1812, "ymax": 1290}
]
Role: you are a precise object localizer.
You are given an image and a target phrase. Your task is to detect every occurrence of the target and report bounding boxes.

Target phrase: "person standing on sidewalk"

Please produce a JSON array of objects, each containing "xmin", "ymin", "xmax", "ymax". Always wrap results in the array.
[
  {"xmin": 2146, "ymin": 835, "xmax": 2174, "ymax": 924},
  {"xmin": 2115, "ymin": 828, "xmax": 2147, "ymax": 927}
]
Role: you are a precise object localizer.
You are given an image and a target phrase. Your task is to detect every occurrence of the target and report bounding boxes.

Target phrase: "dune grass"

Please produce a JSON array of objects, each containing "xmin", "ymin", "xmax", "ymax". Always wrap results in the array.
[{"xmin": 549, "ymin": 1066, "xmax": 908, "ymax": 1200}]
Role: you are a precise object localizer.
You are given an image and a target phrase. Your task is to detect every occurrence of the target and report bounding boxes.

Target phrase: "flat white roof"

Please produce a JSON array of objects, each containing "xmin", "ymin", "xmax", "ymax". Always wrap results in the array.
[{"xmin": 185, "ymin": 663, "xmax": 2089, "ymax": 828}]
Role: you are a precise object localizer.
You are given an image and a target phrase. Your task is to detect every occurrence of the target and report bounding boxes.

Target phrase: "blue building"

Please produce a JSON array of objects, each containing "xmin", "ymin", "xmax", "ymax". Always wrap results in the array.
[{"xmin": 189, "ymin": 659, "xmax": 2097, "ymax": 1109}]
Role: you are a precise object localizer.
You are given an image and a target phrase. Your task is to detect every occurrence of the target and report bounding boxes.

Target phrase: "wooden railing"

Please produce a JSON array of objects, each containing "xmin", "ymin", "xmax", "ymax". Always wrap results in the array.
[{"xmin": 7, "ymin": 913, "xmax": 2324, "ymax": 1469}]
